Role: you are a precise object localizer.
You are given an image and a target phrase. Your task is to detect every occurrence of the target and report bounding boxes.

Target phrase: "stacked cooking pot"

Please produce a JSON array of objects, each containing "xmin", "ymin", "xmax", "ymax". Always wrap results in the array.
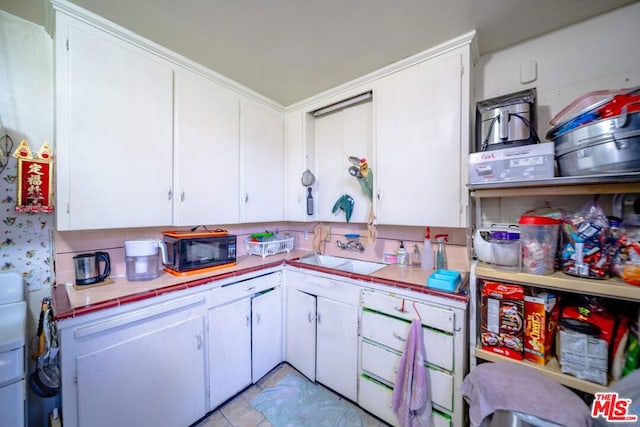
[{"xmin": 547, "ymin": 87, "xmax": 640, "ymax": 176}]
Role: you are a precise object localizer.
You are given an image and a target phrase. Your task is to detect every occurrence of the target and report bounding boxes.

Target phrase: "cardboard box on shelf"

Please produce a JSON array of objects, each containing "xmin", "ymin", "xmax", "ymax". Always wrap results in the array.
[
  {"xmin": 468, "ymin": 142, "xmax": 555, "ymax": 184},
  {"xmin": 524, "ymin": 291, "xmax": 560, "ymax": 365},
  {"xmin": 481, "ymin": 281, "xmax": 525, "ymax": 360}
]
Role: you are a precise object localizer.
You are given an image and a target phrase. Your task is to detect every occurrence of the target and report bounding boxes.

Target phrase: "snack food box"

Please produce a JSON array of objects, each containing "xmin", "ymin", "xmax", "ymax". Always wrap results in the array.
[
  {"xmin": 468, "ymin": 142, "xmax": 555, "ymax": 184},
  {"xmin": 524, "ymin": 292, "xmax": 560, "ymax": 365},
  {"xmin": 481, "ymin": 281, "xmax": 525, "ymax": 360}
]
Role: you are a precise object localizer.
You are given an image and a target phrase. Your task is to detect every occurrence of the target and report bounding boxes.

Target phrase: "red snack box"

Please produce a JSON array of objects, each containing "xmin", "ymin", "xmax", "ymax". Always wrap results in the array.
[
  {"xmin": 481, "ymin": 281, "xmax": 525, "ymax": 360},
  {"xmin": 524, "ymin": 292, "xmax": 559, "ymax": 365}
]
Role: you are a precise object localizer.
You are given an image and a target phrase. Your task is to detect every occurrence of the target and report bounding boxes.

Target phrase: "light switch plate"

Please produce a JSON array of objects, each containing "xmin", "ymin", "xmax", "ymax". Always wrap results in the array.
[{"xmin": 520, "ymin": 60, "xmax": 537, "ymax": 84}]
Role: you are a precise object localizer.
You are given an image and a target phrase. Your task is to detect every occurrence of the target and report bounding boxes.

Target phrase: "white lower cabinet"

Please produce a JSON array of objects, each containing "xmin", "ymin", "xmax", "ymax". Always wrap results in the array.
[
  {"xmin": 208, "ymin": 273, "xmax": 283, "ymax": 408},
  {"xmin": 285, "ymin": 286, "xmax": 316, "ymax": 380},
  {"xmin": 361, "ymin": 341, "xmax": 454, "ymax": 411},
  {"xmin": 316, "ymin": 297, "xmax": 359, "ymax": 401},
  {"xmin": 285, "ymin": 271, "xmax": 359, "ymax": 402},
  {"xmin": 359, "ymin": 289, "xmax": 466, "ymax": 427},
  {"xmin": 59, "ymin": 294, "xmax": 208, "ymax": 427},
  {"xmin": 358, "ymin": 376, "xmax": 452, "ymax": 427},
  {"xmin": 208, "ymin": 297, "xmax": 252, "ymax": 408},
  {"xmin": 59, "ymin": 267, "xmax": 467, "ymax": 427},
  {"xmin": 251, "ymin": 287, "xmax": 283, "ymax": 382}
]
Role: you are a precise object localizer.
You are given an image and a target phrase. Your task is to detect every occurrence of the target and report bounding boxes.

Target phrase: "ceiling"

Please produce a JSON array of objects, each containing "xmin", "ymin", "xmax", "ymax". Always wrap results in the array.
[{"xmin": 3, "ymin": 0, "xmax": 638, "ymax": 106}]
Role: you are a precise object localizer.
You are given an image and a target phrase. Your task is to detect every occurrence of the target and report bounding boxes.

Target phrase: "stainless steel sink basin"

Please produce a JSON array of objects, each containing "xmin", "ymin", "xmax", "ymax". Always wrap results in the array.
[{"xmin": 297, "ymin": 254, "xmax": 386, "ymax": 275}]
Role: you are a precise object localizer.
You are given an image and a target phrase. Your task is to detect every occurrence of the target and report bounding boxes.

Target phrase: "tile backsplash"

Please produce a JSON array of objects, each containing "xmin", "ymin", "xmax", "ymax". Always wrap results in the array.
[{"xmin": 54, "ymin": 221, "xmax": 470, "ymax": 284}]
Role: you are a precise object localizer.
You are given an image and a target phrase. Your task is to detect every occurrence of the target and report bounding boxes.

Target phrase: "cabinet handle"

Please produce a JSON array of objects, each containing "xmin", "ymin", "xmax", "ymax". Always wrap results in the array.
[
  {"xmin": 246, "ymin": 315, "xmax": 250, "ymax": 327},
  {"xmin": 181, "ymin": 190, "xmax": 185, "ymax": 202},
  {"xmin": 393, "ymin": 332, "xmax": 407, "ymax": 342},
  {"xmin": 245, "ymin": 286, "xmax": 255, "ymax": 292},
  {"xmin": 167, "ymin": 188, "xmax": 172, "ymax": 200},
  {"xmin": 377, "ymin": 190, "xmax": 381, "ymax": 201},
  {"xmin": 317, "ymin": 313, "xmax": 322, "ymax": 324},
  {"xmin": 196, "ymin": 334, "xmax": 203, "ymax": 350},
  {"xmin": 245, "ymin": 193, "xmax": 249, "ymax": 203},
  {"xmin": 308, "ymin": 312, "xmax": 314, "ymax": 323},
  {"xmin": 394, "ymin": 306, "xmax": 407, "ymax": 314},
  {"xmin": 256, "ymin": 313, "xmax": 261, "ymax": 324}
]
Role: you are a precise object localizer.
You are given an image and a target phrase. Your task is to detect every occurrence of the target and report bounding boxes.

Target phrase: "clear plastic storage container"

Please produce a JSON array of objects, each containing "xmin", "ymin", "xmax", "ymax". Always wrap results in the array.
[{"xmin": 519, "ymin": 216, "xmax": 561, "ymax": 275}]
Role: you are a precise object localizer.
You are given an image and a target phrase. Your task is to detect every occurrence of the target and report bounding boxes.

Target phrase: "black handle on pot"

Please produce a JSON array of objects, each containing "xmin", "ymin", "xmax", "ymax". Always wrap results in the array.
[{"xmin": 96, "ymin": 251, "xmax": 111, "ymax": 281}]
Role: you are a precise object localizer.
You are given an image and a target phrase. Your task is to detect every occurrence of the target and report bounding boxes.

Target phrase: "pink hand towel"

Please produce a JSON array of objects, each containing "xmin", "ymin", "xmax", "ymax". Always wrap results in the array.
[{"xmin": 392, "ymin": 318, "xmax": 432, "ymax": 427}]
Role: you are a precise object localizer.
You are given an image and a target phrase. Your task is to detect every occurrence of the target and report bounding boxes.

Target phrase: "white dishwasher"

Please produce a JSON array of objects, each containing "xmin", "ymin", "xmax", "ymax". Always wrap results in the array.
[{"xmin": 0, "ymin": 272, "xmax": 27, "ymax": 426}]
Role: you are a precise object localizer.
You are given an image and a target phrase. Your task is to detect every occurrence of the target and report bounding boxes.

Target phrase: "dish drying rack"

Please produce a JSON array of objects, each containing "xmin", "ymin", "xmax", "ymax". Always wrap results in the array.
[{"xmin": 245, "ymin": 235, "xmax": 294, "ymax": 258}]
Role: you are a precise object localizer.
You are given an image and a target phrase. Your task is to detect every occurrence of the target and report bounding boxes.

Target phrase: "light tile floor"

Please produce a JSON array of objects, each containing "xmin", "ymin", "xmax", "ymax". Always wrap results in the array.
[{"xmin": 194, "ymin": 363, "xmax": 391, "ymax": 427}]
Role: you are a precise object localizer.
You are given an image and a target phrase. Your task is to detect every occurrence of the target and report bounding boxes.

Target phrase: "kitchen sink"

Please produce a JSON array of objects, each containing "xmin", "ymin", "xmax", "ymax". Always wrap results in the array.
[{"xmin": 297, "ymin": 254, "xmax": 386, "ymax": 275}]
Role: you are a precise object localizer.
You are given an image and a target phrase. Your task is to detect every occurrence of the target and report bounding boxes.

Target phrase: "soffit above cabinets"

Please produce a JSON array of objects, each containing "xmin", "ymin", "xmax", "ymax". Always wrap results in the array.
[{"xmin": 5, "ymin": 0, "xmax": 637, "ymax": 106}]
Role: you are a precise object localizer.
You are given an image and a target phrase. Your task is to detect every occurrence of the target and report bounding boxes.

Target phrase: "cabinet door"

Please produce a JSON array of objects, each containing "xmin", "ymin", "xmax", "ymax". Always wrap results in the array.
[
  {"xmin": 315, "ymin": 101, "xmax": 372, "ymax": 223},
  {"xmin": 316, "ymin": 297, "xmax": 359, "ymax": 401},
  {"xmin": 0, "ymin": 380, "xmax": 24, "ymax": 427},
  {"xmin": 208, "ymin": 298, "xmax": 252, "ymax": 409},
  {"xmin": 174, "ymin": 69, "xmax": 240, "ymax": 226},
  {"xmin": 55, "ymin": 14, "xmax": 173, "ymax": 230},
  {"xmin": 75, "ymin": 314, "xmax": 206, "ymax": 427},
  {"xmin": 376, "ymin": 51, "xmax": 464, "ymax": 227},
  {"xmin": 252, "ymin": 287, "xmax": 283, "ymax": 382},
  {"xmin": 285, "ymin": 110, "xmax": 307, "ymax": 221},
  {"xmin": 241, "ymin": 99, "xmax": 284, "ymax": 222},
  {"xmin": 285, "ymin": 287, "xmax": 316, "ymax": 380}
]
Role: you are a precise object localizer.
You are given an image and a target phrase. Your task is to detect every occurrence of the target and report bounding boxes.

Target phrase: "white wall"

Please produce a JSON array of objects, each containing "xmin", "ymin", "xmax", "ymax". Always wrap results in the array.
[
  {"xmin": 0, "ymin": 9, "xmax": 57, "ymax": 426},
  {"xmin": 475, "ymin": 2, "xmax": 640, "ymax": 140}
]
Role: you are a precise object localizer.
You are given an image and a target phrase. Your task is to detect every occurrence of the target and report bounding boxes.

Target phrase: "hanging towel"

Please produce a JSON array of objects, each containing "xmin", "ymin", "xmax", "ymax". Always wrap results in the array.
[{"xmin": 392, "ymin": 318, "xmax": 432, "ymax": 427}]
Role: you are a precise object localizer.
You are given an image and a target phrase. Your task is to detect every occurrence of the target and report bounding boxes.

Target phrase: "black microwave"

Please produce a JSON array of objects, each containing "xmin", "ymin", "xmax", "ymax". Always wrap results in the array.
[{"xmin": 162, "ymin": 230, "xmax": 236, "ymax": 275}]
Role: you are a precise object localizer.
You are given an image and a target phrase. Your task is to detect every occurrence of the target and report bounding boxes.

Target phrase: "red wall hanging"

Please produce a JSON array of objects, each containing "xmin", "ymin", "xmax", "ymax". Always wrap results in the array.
[{"xmin": 12, "ymin": 139, "xmax": 54, "ymax": 213}]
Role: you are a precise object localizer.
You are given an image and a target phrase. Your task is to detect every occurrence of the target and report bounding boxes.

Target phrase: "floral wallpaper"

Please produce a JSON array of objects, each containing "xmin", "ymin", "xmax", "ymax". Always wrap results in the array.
[{"xmin": 0, "ymin": 154, "xmax": 54, "ymax": 292}]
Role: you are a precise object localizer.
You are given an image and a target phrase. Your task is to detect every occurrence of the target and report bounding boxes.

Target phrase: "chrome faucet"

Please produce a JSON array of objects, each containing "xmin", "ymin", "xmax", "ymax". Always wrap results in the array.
[{"xmin": 336, "ymin": 240, "xmax": 365, "ymax": 252}]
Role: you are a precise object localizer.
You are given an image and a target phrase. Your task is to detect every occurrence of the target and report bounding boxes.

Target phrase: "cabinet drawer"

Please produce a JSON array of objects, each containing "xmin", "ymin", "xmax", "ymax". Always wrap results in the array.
[
  {"xmin": 361, "ymin": 310, "xmax": 454, "ymax": 371},
  {"xmin": 358, "ymin": 375, "xmax": 397, "ymax": 426},
  {"xmin": 361, "ymin": 342, "xmax": 453, "ymax": 411},
  {"xmin": 210, "ymin": 273, "xmax": 280, "ymax": 306},
  {"xmin": 361, "ymin": 289, "xmax": 454, "ymax": 333},
  {"xmin": 0, "ymin": 347, "xmax": 24, "ymax": 385},
  {"xmin": 286, "ymin": 270, "xmax": 360, "ymax": 305},
  {"xmin": 358, "ymin": 376, "xmax": 451, "ymax": 427}
]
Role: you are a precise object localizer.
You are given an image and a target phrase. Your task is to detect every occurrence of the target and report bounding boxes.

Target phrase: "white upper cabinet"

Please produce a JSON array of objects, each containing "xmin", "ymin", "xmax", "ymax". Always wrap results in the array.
[
  {"xmin": 55, "ymin": 13, "xmax": 174, "ymax": 230},
  {"xmin": 53, "ymin": 6, "xmax": 287, "ymax": 230},
  {"xmin": 241, "ymin": 99, "xmax": 285, "ymax": 223},
  {"xmin": 375, "ymin": 47, "xmax": 471, "ymax": 227},
  {"xmin": 174, "ymin": 69, "xmax": 240, "ymax": 226},
  {"xmin": 315, "ymin": 100, "xmax": 373, "ymax": 224},
  {"xmin": 284, "ymin": 110, "xmax": 311, "ymax": 222}
]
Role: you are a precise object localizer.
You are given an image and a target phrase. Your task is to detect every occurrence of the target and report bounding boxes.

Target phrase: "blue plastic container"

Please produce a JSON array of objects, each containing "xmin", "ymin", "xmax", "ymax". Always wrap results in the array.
[{"xmin": 427, "ymin": 269, "xmax": 461, "ymax": 292}]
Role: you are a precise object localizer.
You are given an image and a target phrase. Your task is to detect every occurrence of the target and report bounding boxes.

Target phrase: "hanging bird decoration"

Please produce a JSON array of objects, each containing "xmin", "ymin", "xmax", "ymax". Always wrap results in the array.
[
  {"xmin": 347, "ymin": 155, "xmax": 376, "ymax": 243},
  {"xmin": 347, "ymin": 155, "xmax": 373, "ymax": 201}
]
